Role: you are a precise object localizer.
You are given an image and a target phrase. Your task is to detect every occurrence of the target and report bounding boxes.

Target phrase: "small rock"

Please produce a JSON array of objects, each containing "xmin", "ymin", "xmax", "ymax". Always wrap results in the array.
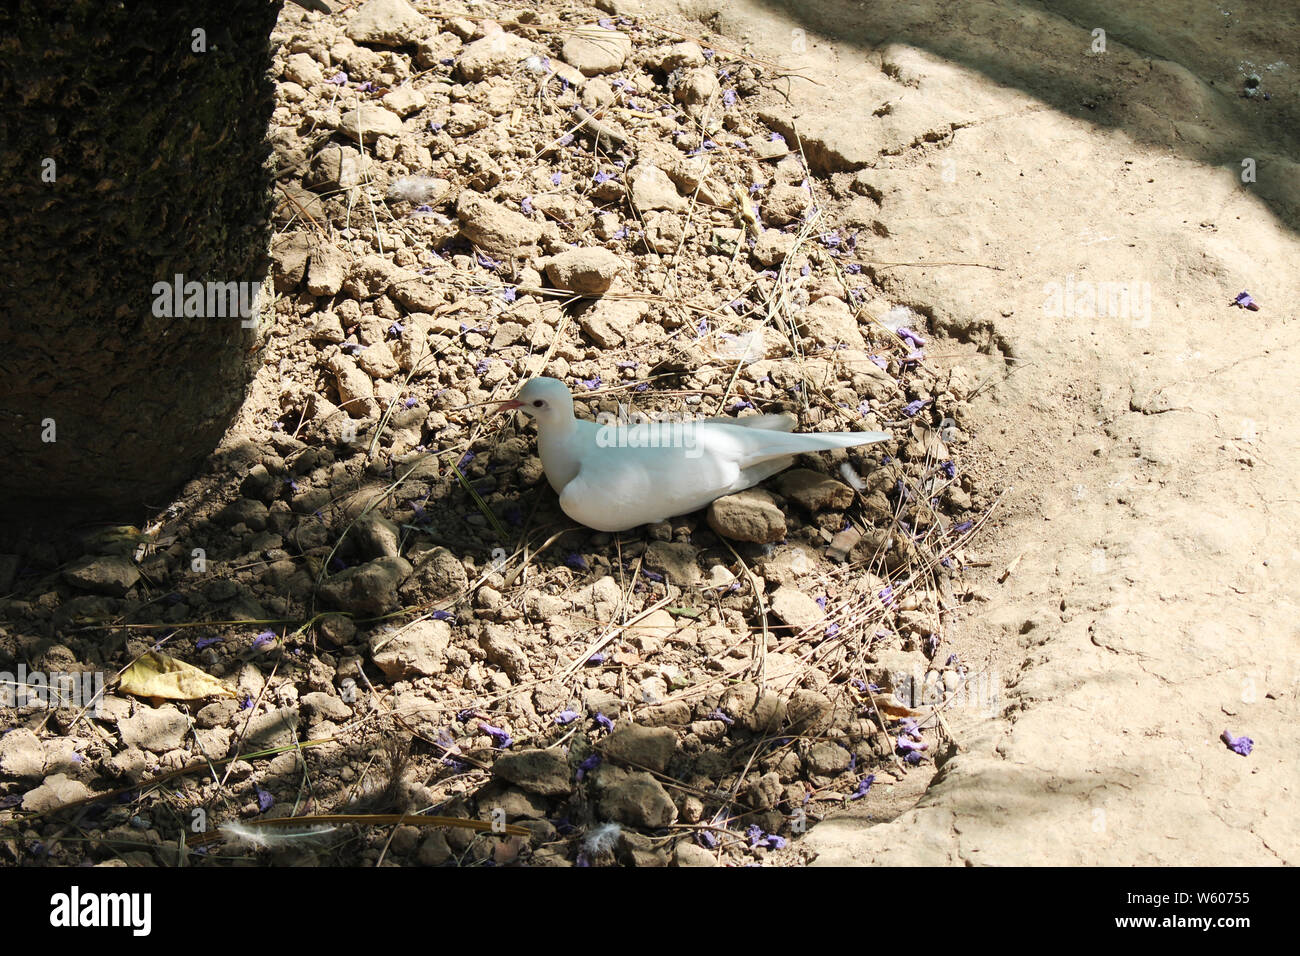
[
  {"xmin": 764, "ymin": 183, "xmax": 813, "ymax": 226},
  {"xmin": 382, "ymin": 85, "xmax": 427, "ymax": 117},
  {"xmin": 602, "ymin": 724, "xmax": 676, "ymax": 773},
  {"xmin": 271, "ymin": 232, "xmax": 312, "ymax": 292},
  {"xmin": 644, "ymin": 541, "xmax": 700, "ymax": 587},
  {"xmin": 319, "ymin": 556, "xmax": 413, "ymax": 614},
  {"xmin": 352, "ymin": 513, "xmax": 401, "ymax": 559},
  {"xmin": 778, "ymin": 468, "xmax": 856, "ymax": 511},
  {"xmin": 562, "ymin": 25, "xmax": 632, "ymax": 75},
  {"xmin": 645, "ymin": 41, "xmax": 705, "ymax": 72},
  {"xmin": 22, "ymin": 773, "xmax": 92, "ymax": 813},
  {"xmin": 241, "ymin": 706, "xmax": 301, "ymax": 750},
  {"xmin": 545, "ymin": 247, "xmax": 623, "ymax": 295},
  {"xmin": 492, "ymin": 748, "xmax": 573, "ymax": 796},
  {"xmin": 62, "ymin": 555, "xmax": 139, "ymax": 597},
  {"xmin": 598, "ymin": 772, "xmax": 677, "ymax": 828},
  {"xmin": 770, "ymin": 585, "xmax": 824, "ymax": 632},
  {"xmin": 346, "ymin": 0, "xmax": 426, "ymax": 47},
  {"xmin": 283, "ymin": 53, "xmax": 324, "ymax": 88},
  {"xmin": 300, "ymin": 692, "xmax": 352, "ymax": 722},
  {"xmin": 118, "ymin": 706, "xmax": 189, "ymax": 753},
  {"xmin": 328, "ymin": 355, "xmax": 377, "ymax": 419},
  {"xmin": 630, "ymin": 164, "xmax": 686, "ymax": 213},
  {"xmin": 796, "ymin": 296, "xmax": 865, "ymax": 349},
  {"xmin": 827, "ymin": 526, "xmax": 861, "ymax": 562},
  {"xmin": 479, "ymin": 624, "xmax": 529, "ymax": 681},
  {"xmin": 308, "ymin": 145, "xmax": 368, "ymax": 192},
  {"xmin": 400, "ymin": 546, "xmax": 469, "ymax": 601},
  {"xmin": 458, "ymin": 32, "xmax": 541, "ymax": 82},
  {"xmin": 456, "ymin": 190, "xmax": 542, "ymax": 255},
  {"xmin": 785, "ymin": 689, "xmax": 834, "ymax": 732},
  {"xmin": 752, "ymin": 229, "xmax": 794, "ymax": 266},
  {"xmin": 673, "ymin": 67, "xmax": 720, "ymax": 107},
  {"xmin": 0, "ymin": 728, "xmax": 46, "ymax": 779},
  {"xmin": 576, "ymin": 296, "xmax": 647, "ymax": 348},
  {"xmin": 337, "ymin": 104, "xmax": 404, "ymax": 143},
  {"xmin": 306, "ymin": 245, "xmax": 349, "ymax": 297},
  {"xmin": 674, "ymin": 842, "xmax": 717, "ymax": 866},
  {"xmin": 805, "ymin": 741, "xmax": 852, "ymax": 775},
  {"xmin": 720, "ymin": 683, "xmax": 786, "ymax": 733},
  {"xmin": 706, "ymin": 488, "xmax": 786, "ymax": 544},
  {"xmin": 369, "ymin": 619, "xmax": 451, "ymax": 679},
  {"xmin": 418, "ymin": 831, "xmax": 452, "ymax": 865}
]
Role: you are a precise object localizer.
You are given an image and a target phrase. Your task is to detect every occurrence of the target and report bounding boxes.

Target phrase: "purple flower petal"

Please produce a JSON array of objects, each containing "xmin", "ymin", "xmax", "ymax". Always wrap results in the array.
[
  {"xmin": 1221, "ymin": 729, "xmax": 1253, "ymax": 756},
  {"xmin": 1231, "ymin": 291, "xmax": 1259, "ymax": 311},
  {"xmin": 850, "ymin": 774, "xmax": 876, "ymax": 800},
  {"xmin": 896, "ymin": 327, "xmax": 926, "ymax": 348},
  {"xmin": 480, "ymin": 722, "xmax": 513, "ymax": 749}
]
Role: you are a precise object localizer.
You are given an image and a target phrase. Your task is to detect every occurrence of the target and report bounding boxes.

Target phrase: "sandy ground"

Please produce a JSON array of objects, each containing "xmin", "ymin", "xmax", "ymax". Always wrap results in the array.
[{"xmin": 645, "ymin": 0, "xmax": 1300, "ymax": 863}]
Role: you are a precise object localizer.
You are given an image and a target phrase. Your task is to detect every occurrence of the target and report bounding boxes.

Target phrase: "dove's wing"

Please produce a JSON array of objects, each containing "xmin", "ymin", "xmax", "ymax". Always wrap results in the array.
[{"xmin": 554, "ymin": 420, "xmax": 889, "ymax": 532}]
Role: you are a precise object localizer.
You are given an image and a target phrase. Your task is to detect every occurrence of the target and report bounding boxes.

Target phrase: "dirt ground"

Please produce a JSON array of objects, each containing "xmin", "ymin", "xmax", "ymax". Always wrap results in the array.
[{"xmin": 1, "ymin": 0, "xmax": 1295, "ymax": 866}]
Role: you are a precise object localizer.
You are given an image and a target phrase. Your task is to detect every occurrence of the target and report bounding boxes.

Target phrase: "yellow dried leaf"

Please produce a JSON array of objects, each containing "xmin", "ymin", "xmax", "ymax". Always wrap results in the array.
[{"xmin": 118, "ymin": 651, "xmax": 236, "ymax": 701}]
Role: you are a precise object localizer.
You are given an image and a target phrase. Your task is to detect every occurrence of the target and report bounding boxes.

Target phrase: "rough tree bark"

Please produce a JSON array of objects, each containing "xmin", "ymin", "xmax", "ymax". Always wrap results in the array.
[{"xmin": 0, "ymin": 1, "xmax": 282, "ymax": 525}]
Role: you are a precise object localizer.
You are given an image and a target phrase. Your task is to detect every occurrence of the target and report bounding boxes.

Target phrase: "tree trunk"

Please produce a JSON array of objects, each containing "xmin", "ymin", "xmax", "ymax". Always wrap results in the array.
[{"xmin": 0, "ymin": 1, "xmax": 281, "ymax": 525}]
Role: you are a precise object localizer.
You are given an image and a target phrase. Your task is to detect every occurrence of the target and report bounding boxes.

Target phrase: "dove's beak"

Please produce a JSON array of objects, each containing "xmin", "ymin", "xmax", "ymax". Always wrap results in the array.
[{"xmin": 494, "ymin": 398, "xmax": 524, "ymax": 416}]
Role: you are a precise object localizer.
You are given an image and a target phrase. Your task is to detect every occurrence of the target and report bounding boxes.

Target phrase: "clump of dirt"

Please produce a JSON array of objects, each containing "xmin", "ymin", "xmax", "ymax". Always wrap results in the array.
[{"xmin": 0, "ymin": 0, "xmax": 994, "ymax": 867}]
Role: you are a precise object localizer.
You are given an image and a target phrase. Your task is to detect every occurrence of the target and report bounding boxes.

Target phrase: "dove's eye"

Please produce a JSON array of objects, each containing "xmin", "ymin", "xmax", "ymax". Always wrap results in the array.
[{"xmin": 532, "ymin": 400, "xmax": 544, "ymax": 408}]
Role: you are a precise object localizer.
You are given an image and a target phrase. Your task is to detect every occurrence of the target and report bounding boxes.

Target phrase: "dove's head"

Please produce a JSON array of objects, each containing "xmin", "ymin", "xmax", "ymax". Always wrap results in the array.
[{"xmin": 498, "ymin": 377, "xmax": 575, "ymax": 428}]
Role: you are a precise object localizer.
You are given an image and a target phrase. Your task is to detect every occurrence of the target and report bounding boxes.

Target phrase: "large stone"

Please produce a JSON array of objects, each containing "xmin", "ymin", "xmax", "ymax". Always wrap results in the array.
[
  {"xmin": 706, "ymin": 488, "xmax": 786, "ymax": 544},
  {"xmin": 456, "ymin": 190, "xmax": 542, "ymax": 255},
  {"xmin": 778, "ymin": 468, "xmax": 857, "ymax": 511},
  {"xmin": 562, "ymin": 25, "xmax": 632, "ymax": 75},
  {"xmin": 369, "ymin": 619, "xmax": 451, "ymax": 678},
  {"xmin": 545, "ymin": 248, "xmax": 623, "ymax": 295}
]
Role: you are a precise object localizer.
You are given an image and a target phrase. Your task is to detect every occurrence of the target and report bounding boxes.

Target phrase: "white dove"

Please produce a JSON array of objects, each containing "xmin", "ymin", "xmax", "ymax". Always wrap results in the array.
[{"xmin": 497, "ymin": 377, "xmax": 890, "ymax": 532}]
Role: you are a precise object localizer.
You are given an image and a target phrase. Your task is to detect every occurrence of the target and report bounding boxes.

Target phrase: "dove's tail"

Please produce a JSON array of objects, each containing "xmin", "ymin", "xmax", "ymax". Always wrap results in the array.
[{"xmin": 735, "ymin": 428, "xmax": 891, "ymax": 469}]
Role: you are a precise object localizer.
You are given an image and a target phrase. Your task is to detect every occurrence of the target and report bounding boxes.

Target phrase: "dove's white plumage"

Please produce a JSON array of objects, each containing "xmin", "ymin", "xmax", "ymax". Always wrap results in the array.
[{"xmin": 501, "ymin": 378, "xmax": 890, "ymax": 532}]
